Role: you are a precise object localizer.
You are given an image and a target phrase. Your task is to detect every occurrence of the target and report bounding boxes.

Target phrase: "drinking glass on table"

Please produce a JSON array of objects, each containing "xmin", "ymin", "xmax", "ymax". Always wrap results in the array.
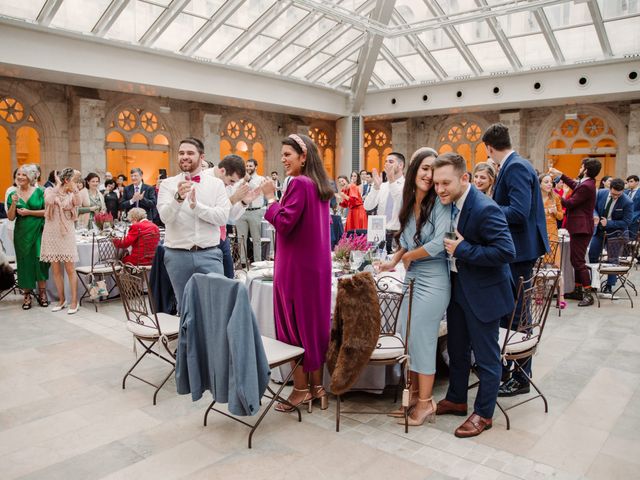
[
  {"xmin": 349, "ymin": 250, "xmax": 364, "ymax": 271},
  {"xmin": 372, "ymin": 248, "xmax": 386, "ymax": 273}
]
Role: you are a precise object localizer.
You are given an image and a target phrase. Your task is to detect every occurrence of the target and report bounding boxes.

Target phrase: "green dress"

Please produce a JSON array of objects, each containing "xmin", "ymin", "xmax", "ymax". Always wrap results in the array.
[{"xmin": 7, "ymin": 188, "xmax": 49, "ymax": 289}]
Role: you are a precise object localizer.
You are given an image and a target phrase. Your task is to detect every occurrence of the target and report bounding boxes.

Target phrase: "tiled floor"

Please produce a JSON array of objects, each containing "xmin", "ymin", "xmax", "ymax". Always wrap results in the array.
[{"xmin": 1, "ymin": 272, "xmax": 639, "ymax": 480}]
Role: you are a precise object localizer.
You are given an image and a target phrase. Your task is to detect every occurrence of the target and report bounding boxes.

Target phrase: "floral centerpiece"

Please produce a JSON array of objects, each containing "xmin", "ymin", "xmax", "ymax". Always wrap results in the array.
[
  {"xmin": 94, "ymin": 212, "xmax": 114, "ymax": 231},
  {"xmin": 333, "ymin": 233, "xmax": 370, "ymax": 271}
]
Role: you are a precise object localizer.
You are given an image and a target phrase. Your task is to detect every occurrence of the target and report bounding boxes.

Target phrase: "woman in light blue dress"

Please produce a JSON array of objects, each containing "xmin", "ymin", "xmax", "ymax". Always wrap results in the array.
[{"xmin": 380, "ymin": 147, "xmax": 451, "ymax": 427}]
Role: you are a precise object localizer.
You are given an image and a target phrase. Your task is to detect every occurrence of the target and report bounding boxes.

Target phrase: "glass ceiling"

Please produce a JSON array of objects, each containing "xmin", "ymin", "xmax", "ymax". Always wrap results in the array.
[{"xmin": 0, "ymin": 0, "xmax": 638, "ymax": 93}]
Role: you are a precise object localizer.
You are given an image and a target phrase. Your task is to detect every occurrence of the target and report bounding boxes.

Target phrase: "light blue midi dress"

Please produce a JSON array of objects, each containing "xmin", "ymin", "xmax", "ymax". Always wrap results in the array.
[{"xmin": 399, "ymin": 199, "xmax": 451, "ymax": 375}]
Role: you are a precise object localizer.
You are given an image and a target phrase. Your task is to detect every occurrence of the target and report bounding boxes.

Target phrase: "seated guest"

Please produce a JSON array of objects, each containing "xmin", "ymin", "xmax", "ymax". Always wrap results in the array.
[
  {"xmin": 589, "ymin": 178, "xmax": 633, "ymax": 295},
  {"xmin": 472, "ymin": 162, "xmax": 496, "ymax": 196},
  {"xmin": 112, "ymin": 208, "xmax": 160, "ymax": 266}
]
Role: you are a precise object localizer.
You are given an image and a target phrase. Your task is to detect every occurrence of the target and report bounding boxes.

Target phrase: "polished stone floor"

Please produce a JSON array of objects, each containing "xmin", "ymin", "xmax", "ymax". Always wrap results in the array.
[{"xmin": 1, "ymin": 272, "xmax": 639, "ymax": 480}]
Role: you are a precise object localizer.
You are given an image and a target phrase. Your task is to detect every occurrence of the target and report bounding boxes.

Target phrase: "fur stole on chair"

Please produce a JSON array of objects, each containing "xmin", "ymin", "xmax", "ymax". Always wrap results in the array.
[{"xmin": 326, "ymin": 272, "xmax": 380, "ymax": 395}]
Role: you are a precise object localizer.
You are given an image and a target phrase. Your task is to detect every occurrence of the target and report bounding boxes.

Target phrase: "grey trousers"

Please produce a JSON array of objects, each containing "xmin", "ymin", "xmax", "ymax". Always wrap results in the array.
[{"xmin": 236, "ymin": 208, "xmax": 264, "ymax": 263}]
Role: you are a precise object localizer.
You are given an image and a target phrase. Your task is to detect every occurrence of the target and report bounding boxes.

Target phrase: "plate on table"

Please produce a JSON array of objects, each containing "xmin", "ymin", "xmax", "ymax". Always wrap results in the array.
[
  {"xmin": 251, "ymin": 260, "xmax": 274, "ymax": 269},
  {"xmin": 260, "ymin": 269, "xmax": 274, "ymax": 281}
]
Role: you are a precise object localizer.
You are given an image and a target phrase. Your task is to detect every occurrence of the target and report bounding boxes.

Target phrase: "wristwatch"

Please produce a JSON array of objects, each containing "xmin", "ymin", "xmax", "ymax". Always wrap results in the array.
[{"xmin": 174, "ymin": 191, "xmax": 184, "ymax": 203}]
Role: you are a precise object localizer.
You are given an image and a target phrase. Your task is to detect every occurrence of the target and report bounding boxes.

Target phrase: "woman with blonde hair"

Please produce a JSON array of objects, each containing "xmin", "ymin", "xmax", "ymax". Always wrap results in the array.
[
  {"xmin": 472, "ymin": 162, "xmax": 496, "ymax": 196},
  {"xmin": 540, "ymin": 173, "xmax": 566, "ymax": 309},
  {"xmin": 40, "ymin": 168, "xmax": 82, "ymax": 314},
  {"xmin": 6, "ymin": 164, "xmax": 49, "ymax": 310}
]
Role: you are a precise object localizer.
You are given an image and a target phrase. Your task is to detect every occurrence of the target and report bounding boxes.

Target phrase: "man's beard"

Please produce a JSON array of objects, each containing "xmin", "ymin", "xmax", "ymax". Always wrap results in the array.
[{"xmin": 577, "ymin": 169, "xmax": 585, "ymax": 179}]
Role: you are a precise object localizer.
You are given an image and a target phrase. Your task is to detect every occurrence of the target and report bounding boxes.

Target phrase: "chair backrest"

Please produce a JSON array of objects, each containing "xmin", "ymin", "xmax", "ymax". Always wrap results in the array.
[
  {"xmin": 502, "ymin": 271, "xmax": 559, "ymax": 356},
  {"xmin": 535, "ymin": 237, "xmax": 561, "ymax": 273},
  {"xmin": 93, "ymin": 233, "xmax": 119, "ymax": 267},
  {"xmin": 375, "ymin": 276, "xmax": 415, "ymax": 350},
  {"xmin": 112, "ymin": 262, "xmax": 162, "ymax": 336},
  {"xmin": 600, "ymin": 231, "xmax": 630, "ymax": 267}
]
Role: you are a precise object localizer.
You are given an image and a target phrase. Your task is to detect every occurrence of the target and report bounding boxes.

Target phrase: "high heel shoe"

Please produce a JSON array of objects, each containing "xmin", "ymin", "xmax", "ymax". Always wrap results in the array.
[
  {"xmin": 387, "ymin": 388, "xmax": 418, "ymax": 418},
  {"xmin": 311, "ymin": 385, "xmax": 329, "ymax": 411},
  {"xmin": 275, "ymin": 387, "xmax": 313, "ymax": 413},
  {"xmin": 51, "ymin": 303, "xmax": 68, "ymax": 312},
  {"xmin": 36, "ymin": 288, "xmax": 49, "ymax": 307},
  {"xmin": 22, "ymin": 293, "xmax": 32, "ymax": 310},
  {"xmin": 398, "ymin": 397, "xmax": 436, "ymax": 426},
  {"xmin": 67, "ymin": 304, "xmax": 80, "ymax": 315}
]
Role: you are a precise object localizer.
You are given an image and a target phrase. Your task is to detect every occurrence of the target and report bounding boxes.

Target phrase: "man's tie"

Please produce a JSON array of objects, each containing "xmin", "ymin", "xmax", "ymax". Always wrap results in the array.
[
  {"xmin": 450, "ymin": 203, "xmax": 460, "ymax": 231},
  {"xmin": 603, "ymin": 196, "xmax": 613, "ymax": 219},
  {"xmin": 134, "ymin": 185, "xmax": 139, "ymax": 207}
]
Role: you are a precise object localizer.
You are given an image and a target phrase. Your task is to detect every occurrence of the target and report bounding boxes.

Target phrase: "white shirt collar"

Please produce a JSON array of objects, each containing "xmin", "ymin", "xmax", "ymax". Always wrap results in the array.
[
  {"xmin": 496, "ymin": 150, "xmax": 515, "ymax": 168},
  {"xmin": 455, "ymin": 184, "xmax": 472, "ymax": 213}
]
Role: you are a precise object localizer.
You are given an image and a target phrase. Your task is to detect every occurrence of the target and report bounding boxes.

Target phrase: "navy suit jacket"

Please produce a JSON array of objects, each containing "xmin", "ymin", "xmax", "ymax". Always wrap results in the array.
[
  {"xmin": 454, "ymin": 185, "xmax": 516, "ymax": 322},
  {"xmin": 492, "ymin": 152, "xmax": 549, "ymax": 262},
  {"xmin": 594, "ymin": 189, "xmax": 633, "ymax": 235},
  {"xmin": 120, "ymin": 182, "xmax": 157, "ymax": 219},
  {"xmin": 625, "ymin": 189, "xmax": 640, "ymax": 227}
]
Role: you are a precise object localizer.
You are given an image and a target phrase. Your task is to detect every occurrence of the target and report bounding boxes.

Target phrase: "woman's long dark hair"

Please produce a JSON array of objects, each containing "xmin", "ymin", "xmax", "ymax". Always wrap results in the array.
[
  {"xmin": 282, "ymin": 134, "xmax": 334, "ymax": 202},
  {"xmin": 396, "ymin": 149, "xmax": 438, "ymax": 248},
  {"xmin": 84, "ymin": 172, "xmax": 100, "ymax": 189},
  {"xmin": 350, "ymin": 170, "xmax": 361, "ymax": 186}
]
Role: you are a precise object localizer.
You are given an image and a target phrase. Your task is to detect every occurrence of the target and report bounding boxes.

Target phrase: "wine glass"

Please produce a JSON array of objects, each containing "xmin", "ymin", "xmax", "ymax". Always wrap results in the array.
[
  {"xmin": 372, "ymin": 248, "xmax": 386, "ymax": 273},
  {"xmin": 349, "ymin": 250, "xmax": 364, "ymax": 271}
]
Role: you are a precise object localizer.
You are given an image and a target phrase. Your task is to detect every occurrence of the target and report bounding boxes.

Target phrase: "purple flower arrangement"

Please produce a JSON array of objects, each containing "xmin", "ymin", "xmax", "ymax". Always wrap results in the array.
[{"xmin": 333, "ymin": 233, "xmax": 370, "ymax": 262}]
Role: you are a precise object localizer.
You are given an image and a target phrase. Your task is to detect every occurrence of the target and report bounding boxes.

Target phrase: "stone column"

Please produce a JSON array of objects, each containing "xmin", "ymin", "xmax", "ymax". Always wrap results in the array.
[
  {"xmin": 391, "ymin": 120, "xmax": 409, "ymax": 159},
  {"xmin": 203, "ymin": 113, "xmax": 222, "ymax": 164},
  {"xmin": 69, "ymin": 98, "xmax": 107, "ymax": 175},
  {"xmin": 335, "ymin": 116, "xmax": 362, "ymax": 176},
  {"xmin": 627, "ymin": 103, "xmax": 640, "ymax": 177}
]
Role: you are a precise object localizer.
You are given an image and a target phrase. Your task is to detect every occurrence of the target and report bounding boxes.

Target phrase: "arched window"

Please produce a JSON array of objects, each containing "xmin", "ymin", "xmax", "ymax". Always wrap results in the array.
[
  {"xmin": 437, "ymin": 120, "xmax": 486, "ymax": 171},
  {"xmin": 105, "ymin": 108, "xmax": 169, "ymax": 186},
  {"xmin": 364, "ymin": 126, "xmax": 392, "ymax": 173},
  {"xmin": 219, "ymin": 119, "xmax": 265, "ymax": 175},
  {"xmin": 546, "ymin": 114, "xmax": 617, "ymax": 180},
  {"xmin": 308, "ymin": 127, "xmax": 335, "ymax": 178},
  {"xmin": 0, "ymin": 96, "xmax": 41, "ymax": 196}
]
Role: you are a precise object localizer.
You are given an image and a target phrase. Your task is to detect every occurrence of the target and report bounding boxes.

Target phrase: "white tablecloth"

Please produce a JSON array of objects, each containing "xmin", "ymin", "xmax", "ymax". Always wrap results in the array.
[
  {"xmin": 559, "ymin": 233, "xmax": 600, "ymax": 292},
  {"xmin": 0, "ymin": 219, "xmax": 15, "ymax": 258}
]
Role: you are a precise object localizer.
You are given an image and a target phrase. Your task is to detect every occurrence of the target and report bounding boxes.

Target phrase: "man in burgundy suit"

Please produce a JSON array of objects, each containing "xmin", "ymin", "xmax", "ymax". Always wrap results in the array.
[
  {"xmin": 112, "ymin": 207, "xmax": 160, "ymax": 266},
  {"xmin": 549, "ymin": 158, "xmax": 601, "ymax": 306}
]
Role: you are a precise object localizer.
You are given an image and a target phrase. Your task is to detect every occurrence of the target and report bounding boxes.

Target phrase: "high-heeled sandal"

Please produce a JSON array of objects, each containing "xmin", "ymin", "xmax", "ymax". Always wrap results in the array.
[
  {"xmin": 275, "ymin": 387, "xmax": 313, "ymax": 413},
  {"xmin": 22, "ymin": 293, "xmax": 32, "ymax": 310},
  {"xmin": 36, "ymin": 289, "xmax": 49, "ymax": 307},
  {"xmin": 387, "ymin": 388, "xmax": 418, "ymax": 418},
  {"xmin": 398, "ymin": 397, "xmax": 436, "ymax": 426},
  {"xmin": 311, "ymin": 385, "xmax": 329, "ymax": 411}
]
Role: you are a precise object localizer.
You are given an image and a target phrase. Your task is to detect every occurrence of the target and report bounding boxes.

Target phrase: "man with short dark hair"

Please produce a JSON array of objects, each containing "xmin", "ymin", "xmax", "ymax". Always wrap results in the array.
[
  {"xmin": 550, "ymin": 158, "xmax": 601, "ymax": 306},
  {"xmin": 626, "ymin": 174, "xmax": 640, "ymax": 236},
  {"xmin": 364, "ymin": 152, "xmax": 406, "ymax": 253},
  {"xmin": 432, "ymin": 152, "xmax": 515, "ymax": 438},
  {"xmin": 483, "ymin": 123, "xmax": 548, "ymax": 397},
  {"xmin": 119, "ymin": 167, "xmax": 157, "ymax": 221},
  {"xmin": 271, "ymin": 171, "xmax": 282, "ymax": 200},
  {"xmin": 589, "ymin": 178, "xmax": 633, "ymax": 295},
  {"xmin": 236, "ymin": 158, "xmax": 265, "ymax": 264}
]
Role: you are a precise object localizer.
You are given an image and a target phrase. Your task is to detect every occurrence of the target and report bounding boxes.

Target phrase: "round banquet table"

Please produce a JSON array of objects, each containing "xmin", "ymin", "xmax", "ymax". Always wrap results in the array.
[{"xmin": 0, "ymin": 219, "xmax": 15, "ymax": 258}]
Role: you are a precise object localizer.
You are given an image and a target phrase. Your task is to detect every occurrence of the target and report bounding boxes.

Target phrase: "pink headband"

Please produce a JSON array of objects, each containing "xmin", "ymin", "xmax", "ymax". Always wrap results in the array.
[{"xmin": 288, "ymin": 134, "xmax": 307, "ymax": 154}]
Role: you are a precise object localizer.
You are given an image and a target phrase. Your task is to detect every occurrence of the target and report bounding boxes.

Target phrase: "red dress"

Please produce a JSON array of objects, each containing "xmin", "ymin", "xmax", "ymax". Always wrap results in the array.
[
  {"xmin": 112, "ymin": 220, "xmax": 160, "ymax": 265},
  {"xmin": 340, "ymin": 184, "xmax": 367, "ymax": 231}
]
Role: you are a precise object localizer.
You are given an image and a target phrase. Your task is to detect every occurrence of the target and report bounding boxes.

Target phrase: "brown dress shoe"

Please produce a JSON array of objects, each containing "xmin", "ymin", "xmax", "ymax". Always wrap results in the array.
[
  {"xmin": 436, "ymin": 399, "xmax": 468, "ymax": 416},
  {"xmin": 454, "ymin": 413, "xmax": 492, "ymax": 438}
]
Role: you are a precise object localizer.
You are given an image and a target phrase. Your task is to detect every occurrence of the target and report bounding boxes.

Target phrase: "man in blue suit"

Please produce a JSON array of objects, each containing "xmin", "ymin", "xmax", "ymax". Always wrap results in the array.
[
  {"xmin": 589, "ymin": 178, "xmax": 633, "ymax": 294},
  {"xmin": 119, "ymin": 167, "xmax": 157, "ymax": 222},
  {"xmin": 626, "ymin": 175, "xmax": 640, "ymax": 237},
  {"xmin": 432, "ymin": 152, "xmax": 516, "ymax": 438},
  {"xmin": 483, "ymin": 123, "xmax": 548, "ymax": 397}
]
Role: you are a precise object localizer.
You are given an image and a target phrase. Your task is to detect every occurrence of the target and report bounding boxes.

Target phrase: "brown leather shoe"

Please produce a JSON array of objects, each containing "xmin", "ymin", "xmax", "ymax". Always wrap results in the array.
[
  {"xmin": 436, "ymin": 399, "xmax": 468, "ymax": 416},
  {"xmin": 454, "ymin": 413, "xmax": 492, "ymax": 438}
]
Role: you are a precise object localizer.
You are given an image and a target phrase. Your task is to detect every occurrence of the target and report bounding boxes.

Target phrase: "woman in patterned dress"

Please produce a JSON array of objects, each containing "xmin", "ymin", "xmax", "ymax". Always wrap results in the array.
[
  {"xmin": 40, "ymin": 168, "xmax": 82, "ymax": 314},
  {"xmin": 78, "ymin": 173, "xmax": 106, "ymax": 229}
]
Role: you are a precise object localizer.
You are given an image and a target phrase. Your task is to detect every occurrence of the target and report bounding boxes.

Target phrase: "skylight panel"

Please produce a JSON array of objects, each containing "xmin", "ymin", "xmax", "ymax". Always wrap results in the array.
[
  {"xmin": 605, "ymin": 17, "xmax": 640, "ymax": 55},
  {"xmin": 508, "ymin": 34, "xmax": 555, "ymax": 67},
  {"xmin": 106, "ymin": 1, "xmax": 165, "ymax": 43},
  {"xmin": 228, "ymin": 35, "xmax": 277, "ymax": 66},
  {"xmin": 431, "ymin": 48, "xmax": 473, "ymax": 76},
  {"xmin": 468, "ymin": 41, "xmax": 512, "ymax": 72},
  {"xmin": 153, "ymin": 13, "xmax": 207, "ymax": 52},
  {"xmin": 554, "ymin": 25, "xmax": 603, "ymax": 61},
  {"xmin": 50, "ymin": 0, "xmax": 112, "ymax": 33},
  {"xmin": 0, "ymin": 0, "xmax": 47, "ymax": 21},
  {"xmin": 196, "ymin": 24, "xmax": 244, "ymax": 60}
]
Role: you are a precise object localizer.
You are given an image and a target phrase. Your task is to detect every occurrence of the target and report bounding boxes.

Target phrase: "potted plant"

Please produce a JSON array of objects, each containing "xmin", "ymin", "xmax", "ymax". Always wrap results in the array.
[
  {"xmin": 93, "ymin": 212, "xmax": 114, "ymax": 231},
  {"xmin": 333, "ymin": 233, "xmax": 371, "ymax": 271}
]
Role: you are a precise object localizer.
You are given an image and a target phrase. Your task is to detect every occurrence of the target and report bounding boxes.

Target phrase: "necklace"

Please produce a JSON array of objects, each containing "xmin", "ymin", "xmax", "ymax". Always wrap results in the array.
[{"xmin": 17, "ymin": 187, "xmax": 33, "ymax": 204}]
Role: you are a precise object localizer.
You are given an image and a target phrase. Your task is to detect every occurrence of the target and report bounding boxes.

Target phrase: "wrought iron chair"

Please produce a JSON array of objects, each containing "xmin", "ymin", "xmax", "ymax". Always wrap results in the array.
[
  {"xmin": 596, "ymin": 231, "xmax": 638, "ymax": 307},
  {"xmin": 496, "ymin": 271, "xmax": 559, "ymax": 430},
  {"xmin": 335, "ymin": 275, "xmax": 415, "ymax": 433},
  {"xmin": 228, "ymin": 226, "xmax": 248, "ymax": 279},
  {"xmin": 112, "ymin": 262, "xmax": 179, "ymax": 405},
  {"xmin": 76, "ymin": 233, "xmax": 121, "ymax": 311},
  {"xmin": 534, "ymin": 236, "xmax": 563, "ymax": 316}
]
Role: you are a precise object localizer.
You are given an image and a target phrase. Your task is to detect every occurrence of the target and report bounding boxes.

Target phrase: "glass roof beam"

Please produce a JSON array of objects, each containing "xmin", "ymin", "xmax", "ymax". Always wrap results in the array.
[
  {"xmin": 217, "ymin": 1, "xmax": 293, "ymax": 64},
  {"xmin": 380, "ymin": 45, "xmax": 415, "ymax": 85},
  {"xmin": 36, "ymin": 0, "xmax": 63, "ymax": 27},
  {"xmin": 92, "ymin": 0, "xmax": 131, "ymax": 37},
  {"xmin": 180, "ymin": 0, "xmax": 247, "ymax": 56},
  {"xmin": 586, "ymin": 0, "xmax": 612, "ymax": 57},
  {"xmin": 391, "ymin": 10, "xmax": 446, "ymax": 81},
  {"xmin": 475, "ymin": 0, "xmax": 521, "ymax": 71},
  {"xmin": 533, "ymin": 7, "xmax": 565, "ymax": 64},
  {"xmin": 424, "ymin": 0, "xmax": 483, "ymax": 76},
  {"xmin": 306, "ymin": 35, "xmax": 366, "ymax": 82},
  {"xmin": 293, "ymin": 0, "xmax": 387, "ymax": 35},
  {"xmin": 329, "ymin": 63, "xmax": 358, "ymax": 88},
  {"xmin": 351, "ymin": 0, "xmax": 396, "ymax": 112},
  {"xmin": 139, "ymin": 0, "xmax": 190, "ymax": 48}
]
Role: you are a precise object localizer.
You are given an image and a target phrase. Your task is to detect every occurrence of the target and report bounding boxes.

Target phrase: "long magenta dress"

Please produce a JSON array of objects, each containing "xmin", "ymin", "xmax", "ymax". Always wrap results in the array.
[{"xmin": 265, "ymin": 176, "xmax": 332, "ymax": 372}]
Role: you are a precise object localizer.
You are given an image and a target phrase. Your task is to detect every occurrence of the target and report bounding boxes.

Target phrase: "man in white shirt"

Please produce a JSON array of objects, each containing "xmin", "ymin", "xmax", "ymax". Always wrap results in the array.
[
  {"xmin": 363, "ymin": 152, "xmax": 406, "ymax": 253},
  {"xmin": 236, "ymin": 158, "xmax": 265, "ymax": 264},
  {"xmin": 157, "ymin": 137, "xmax": 230, "ymax": 311},
  {"xmin": 203, "ymin": 154, "xmax": 261, "ymax": 278}
]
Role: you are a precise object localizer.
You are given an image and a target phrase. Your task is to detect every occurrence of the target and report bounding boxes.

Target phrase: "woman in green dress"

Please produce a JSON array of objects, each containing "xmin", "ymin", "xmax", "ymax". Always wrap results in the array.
[{"xmin": 6, "ymin": 164, "xmax": 49, "ymax": 310}]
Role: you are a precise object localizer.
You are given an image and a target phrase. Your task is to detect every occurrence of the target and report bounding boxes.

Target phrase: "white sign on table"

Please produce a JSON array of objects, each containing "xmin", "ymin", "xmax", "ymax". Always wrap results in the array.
[{"xmin": 367, "ymin": 215, "xmax": 385, "ymax": 244}]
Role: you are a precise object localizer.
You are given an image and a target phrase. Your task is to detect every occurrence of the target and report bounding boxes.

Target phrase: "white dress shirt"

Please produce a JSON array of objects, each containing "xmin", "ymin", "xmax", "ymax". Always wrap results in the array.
[
  {"xmin": 203, "ymin": 167, "xmax": 246, "ymax": 222},
  {"xmin": 363, "ymin": 176, "xmax": 405, "ymax": 231},
  {"xmin": 157, "ymin": 172, "xmax": 230, "ymax": 249},
  {"xmin": 450, "ymin": 184, "xmax": 471, "ymax": 273},
  {"xmin": 246, "ymin": 173, "xmax": 265, "ymax": 209}
]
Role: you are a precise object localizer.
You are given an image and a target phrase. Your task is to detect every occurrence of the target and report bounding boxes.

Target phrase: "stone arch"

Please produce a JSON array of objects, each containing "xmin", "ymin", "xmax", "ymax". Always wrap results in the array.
[
  {"xmin": 435, "ymin": 113, "xmax": 491, "ymax": 170},
  {"xmin": 219, "ymin": 112, "xmax": 272, "ymax": 175},
  {"xmin": 532, "ymin": 104, "xmax": 627, "ymax": 176}
]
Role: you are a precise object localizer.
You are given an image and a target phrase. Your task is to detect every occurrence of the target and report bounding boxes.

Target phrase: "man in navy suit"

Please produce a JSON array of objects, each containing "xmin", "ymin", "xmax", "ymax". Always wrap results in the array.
[
  {"xmin": 589, "ymin": 178, "xmax": 633, "ymax": 294},
  {"xmin": 119, "ymin": 167, "xmax": 157, "ymax": 221},
  {"xmin": 626, "ymin": 175, "xmax": 640, "ymax": 237},
  {"xmin": 483, "ymin": 123, "xmax": 548, "ymax": 397},
  {"xmin": 432, "ymin": 152, "xmax": 516, "ymax": 438}
]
